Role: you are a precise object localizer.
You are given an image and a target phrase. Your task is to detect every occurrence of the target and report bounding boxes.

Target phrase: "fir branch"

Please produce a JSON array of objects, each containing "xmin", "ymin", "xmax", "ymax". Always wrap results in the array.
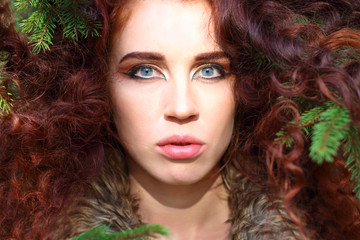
[
  {"xmin": 59, "ymin": 0, "xmax": 101, "ymax": 41},
  {"xmin": 276, "ymin": 101, "xmax": 352, "ymax": 163},
  {"xmin": 294, "ymin": 14, "xmax": 310, "ymax": 25},
  {"xmin": 300, "ymin": 105, "xmax": 325, "ymax": 128},
  {"xmin": 0, "ymin": 59, "xmax": 13, "ymax": 115},
  {"xmin": 344, "ymin": 126, "xmax": 360, "ymax": 199},
  {"xmin": 18, "ymin": 0, "xmax": 56, "ymax": 53},
  {"xmin": 275, "ymin": 129, "xmax": 294, "ymax": 148},
  {"xmin": 275, "ymin": 100, "xmax": 360, "ymax": 199},
  {"xmin": 275, "ymin": 104, "xmax": 325, "ymax": 147},
  {"xmin": 67, "ymin": 224, "xmax": 169, "ymax": 240},
  {"xmin": 0, "ymin": 86, "xmax": 13, "ymax": 115},
  {"xmin": 14, "ymin": 0, "xmax": 102, "ymax": 53},
  {"xmin": 14, "ymin": 0, "xmax": 33, "ymax": 10},
  {"xmin": 309, "ymin": 101, "xmax": 351, "ymax": 164}
]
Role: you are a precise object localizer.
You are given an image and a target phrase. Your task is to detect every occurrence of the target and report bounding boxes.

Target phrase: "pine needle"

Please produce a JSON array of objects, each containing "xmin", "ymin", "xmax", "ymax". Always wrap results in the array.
[
  {"xmin": 309, "ymin": 102, "xmax": 351, "ymax": 164},
  {"xmin": 14, "ymin": 0, "xmax": 102, "ymax": 53},
  {"xmin": 344, "ymin": 126, "xmax": 360, "ymax": 199},
  {"xmin": 67, "ymin": 224, "xmax": 169, "ymax": 240},
  {"xmin": 276, "ymin": 100, "xmax": 360, "ymax": 199},
  {"xmin": 0, "ymin": 86, "xmax": 13, "ymax": 115},
  {"xmin": 0, "ymin": 62, "xmax": 13, "ymax": 115}
]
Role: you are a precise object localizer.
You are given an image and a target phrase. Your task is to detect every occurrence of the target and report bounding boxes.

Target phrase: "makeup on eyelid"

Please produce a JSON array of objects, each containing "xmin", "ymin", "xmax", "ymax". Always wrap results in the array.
[
  {"xmin": 121, "ymin": 64, "xmax": 166, "ymax": 80},
  {"xmin": 116, "ymin": 53, "xmax": 231, "ymax": 81},
  {"xmin": 119, "ymin": 64, "xmax": 229, "ymax": 80}
]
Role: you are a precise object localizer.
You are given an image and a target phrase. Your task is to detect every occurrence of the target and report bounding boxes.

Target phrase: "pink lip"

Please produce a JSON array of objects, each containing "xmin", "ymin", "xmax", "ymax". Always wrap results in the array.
[{"xmin": 156, "ymin": 135, "xmax": 205, "ymax": 160}]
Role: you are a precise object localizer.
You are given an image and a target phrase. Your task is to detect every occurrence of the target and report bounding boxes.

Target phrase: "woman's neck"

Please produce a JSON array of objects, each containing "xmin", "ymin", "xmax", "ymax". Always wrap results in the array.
[{"xmin": 129, "ymin": 167, "xmax": 230, "ymax": 240}]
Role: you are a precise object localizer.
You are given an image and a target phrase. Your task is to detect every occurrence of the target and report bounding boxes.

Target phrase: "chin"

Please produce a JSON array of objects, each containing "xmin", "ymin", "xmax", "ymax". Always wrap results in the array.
[
  {"xmin": 162, "ymin": 176, "xmax": 204, "ymax": 186},
  {"xmin": 157, "ymin": 168, "xmax": 217, "ymax": 186}
]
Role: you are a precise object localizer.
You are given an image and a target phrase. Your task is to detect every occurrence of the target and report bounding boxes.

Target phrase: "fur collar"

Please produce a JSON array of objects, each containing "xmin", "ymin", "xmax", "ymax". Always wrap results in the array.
[{"xmin": 55, "ymin": 151, "xmax": 301, "ymax": 239}]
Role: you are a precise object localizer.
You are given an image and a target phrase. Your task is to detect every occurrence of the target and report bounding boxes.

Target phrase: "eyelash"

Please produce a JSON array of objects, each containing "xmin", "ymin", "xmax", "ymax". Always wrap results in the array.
[
  {"xmin": 193, "ymin": 64, "xmax": 228, "ymax": 80},
  {"xmin": 122, "ymin": 64, "xmax": 165, "ymax": 80},
  {"xmin": 121, "ymin": 63, "xmax": 229, "ymax": 80}
]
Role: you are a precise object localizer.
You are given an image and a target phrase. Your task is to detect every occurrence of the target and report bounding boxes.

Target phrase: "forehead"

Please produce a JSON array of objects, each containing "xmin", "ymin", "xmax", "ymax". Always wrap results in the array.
[{"xmin": 110, "ymin": 0, "xmax": 218, "ymax": 57}]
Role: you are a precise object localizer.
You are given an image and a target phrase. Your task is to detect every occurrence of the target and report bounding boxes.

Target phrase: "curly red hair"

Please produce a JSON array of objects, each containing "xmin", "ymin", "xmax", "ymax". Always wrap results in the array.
[
  {"xmin": 215, "ymin": 0, "xmax": 360, "ymax": 239},
  {"xmin": 1, "ymin": 0, "xmax": 360, "ymax": 239},
  {"xmin": 0, "ymin": 0, "xmax": 112, "ymax": 238}
]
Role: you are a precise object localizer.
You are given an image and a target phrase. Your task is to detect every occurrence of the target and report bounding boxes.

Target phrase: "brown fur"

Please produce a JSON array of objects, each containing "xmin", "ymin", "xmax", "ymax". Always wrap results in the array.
[{"xmin": 53, "ymin": 150, "xmax": 302, "ymax": 239}]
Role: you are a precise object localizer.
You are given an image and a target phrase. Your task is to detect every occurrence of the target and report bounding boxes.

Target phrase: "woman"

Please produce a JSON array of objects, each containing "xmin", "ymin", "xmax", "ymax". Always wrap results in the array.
[{"xmin": 0, "ymin": 0, "xmax": 359, "ymax": 239}]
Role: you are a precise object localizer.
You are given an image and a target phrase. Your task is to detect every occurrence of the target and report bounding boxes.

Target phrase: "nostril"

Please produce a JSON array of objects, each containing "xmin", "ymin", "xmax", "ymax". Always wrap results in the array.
[{"xmin": 165, "ymin": 114, "xmax": 199, "ymax": 124}]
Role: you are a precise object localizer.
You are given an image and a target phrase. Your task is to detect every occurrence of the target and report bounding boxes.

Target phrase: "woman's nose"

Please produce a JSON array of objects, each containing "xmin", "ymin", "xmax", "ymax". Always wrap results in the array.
[{"xmin": 163, "ymin": 78, "xmax": 199, "ymax": 123}]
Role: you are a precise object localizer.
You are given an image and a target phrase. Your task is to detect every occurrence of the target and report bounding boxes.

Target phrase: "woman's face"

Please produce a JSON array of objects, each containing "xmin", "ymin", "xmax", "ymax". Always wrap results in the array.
[{"xmin": 108, "ymin": 0, "xmax": 235, "ymax": 185}]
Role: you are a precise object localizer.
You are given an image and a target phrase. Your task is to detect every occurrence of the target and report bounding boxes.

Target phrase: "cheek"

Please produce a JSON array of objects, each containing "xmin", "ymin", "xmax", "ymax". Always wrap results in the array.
[
  {"xmin": 209, "ymin": 82, "xmax": 236, "ymax": 149},
  {"xmin": 109, "ymin": 81, "xmax": 159, "ymax": 144},
  {"xmin": 200, "ymin": 82, "xmax": 235, "ymax": 131},
  {"xmin": 213, "ymin": 100, "xmax": 235, "ymax": 152},
  {"xmin": 110, "ymin": 83, "xmax": 137, "ymax": 141}
]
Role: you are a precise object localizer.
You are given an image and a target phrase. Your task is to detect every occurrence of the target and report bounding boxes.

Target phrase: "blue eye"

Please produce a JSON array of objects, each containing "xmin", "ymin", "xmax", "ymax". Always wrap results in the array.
[
  {"xmin": 140, "ymin": 67, "xmax": 153, "ymax": 77},
  {"xmin": 123, "ymin": 65, "xmax": 165, "ymax": 79},
  {"xmin": 201, "ymin": 67, "xmax": 215, "ymax": 77},
  {"xmin": 193, "ymin": 64, "xmax": 227, "ymax": 80}
]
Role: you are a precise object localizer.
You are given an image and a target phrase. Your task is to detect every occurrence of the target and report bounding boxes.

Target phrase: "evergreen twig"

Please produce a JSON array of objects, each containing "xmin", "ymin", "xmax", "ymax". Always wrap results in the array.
[
  {"xmin": 14, "ymin": 0, "xmax": 102, "ymax": 53},
  {"xmin": 0, "ymin": 86, "xmax": 12, "ymax": 115},
  {"xmin": 344, "ymin": 126, "xmax": 360, "ymax": 199},
  {"xmin": 276, "ymin": 101, "xmax": 360, "ymax": 199},
  {"xmin": 67, "ymin": 224, "xmax": 169, "ymax": 240},
  {"xmin": 309, "ymin": 101, "xmax": 351, "ymax": 164},
  {"xmin": 0, "ymin": 58, "xmax": 13, "ymax": 115}
]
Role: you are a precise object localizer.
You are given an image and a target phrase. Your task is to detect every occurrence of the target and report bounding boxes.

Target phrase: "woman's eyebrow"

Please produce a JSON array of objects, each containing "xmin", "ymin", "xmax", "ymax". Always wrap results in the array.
[
  {"xmin": 118, "ymin": 51, "xmax": 228, "ymax": 64},
  {"xmin": 194, "ymin": 51, "xmax": 229, "ymax": 61},
  {"xmin": 119, "ymin": 52, "xmax": 165, "ymax": 64}
]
